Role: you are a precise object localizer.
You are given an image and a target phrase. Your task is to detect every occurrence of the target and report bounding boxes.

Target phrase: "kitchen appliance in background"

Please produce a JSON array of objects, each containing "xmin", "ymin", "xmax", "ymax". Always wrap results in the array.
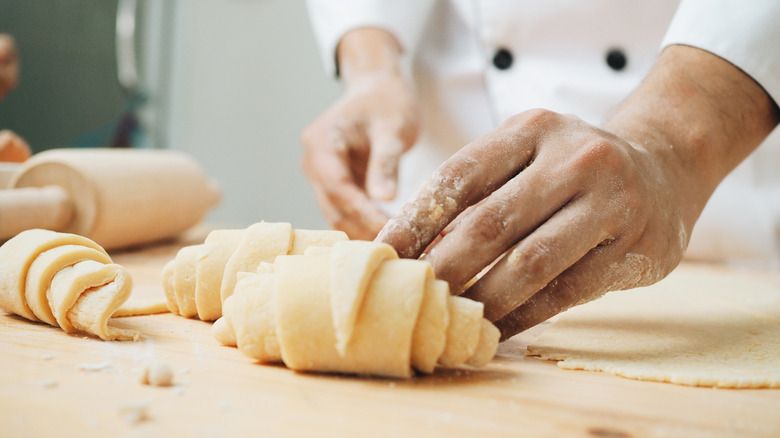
[
  {"xmin": 0, "ymin": 0, "xmax": 174, "ymax": 152},
  {"xmin": 2, "ymin": 0, "xmax": 339, "ymax": 229}
]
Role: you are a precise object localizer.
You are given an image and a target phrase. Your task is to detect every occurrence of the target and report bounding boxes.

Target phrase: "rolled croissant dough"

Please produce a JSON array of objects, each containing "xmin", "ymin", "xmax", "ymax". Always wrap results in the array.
[
  {"xmin": 0, "ymin": 229, "xmax": 137, "ymax": 340},
  {"xmin": 162, "ymin": 222, "xmax": 348, "ymax": 321},
  {"xmin": 214, "ymin": 240, "xmax": 500, "ymax": 378},
  {"xmin": 527, "ymin": 265, "xmax": 780, "ymax": 388}
]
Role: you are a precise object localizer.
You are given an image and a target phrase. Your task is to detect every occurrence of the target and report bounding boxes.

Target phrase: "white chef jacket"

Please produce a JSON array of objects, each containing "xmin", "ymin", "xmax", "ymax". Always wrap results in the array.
[{"xmin": 306, "ymin": 0, "xmax": 780, "ymax": 268}]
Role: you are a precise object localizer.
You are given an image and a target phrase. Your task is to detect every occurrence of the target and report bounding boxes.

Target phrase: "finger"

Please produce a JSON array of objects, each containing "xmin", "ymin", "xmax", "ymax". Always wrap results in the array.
[
  {"xmin": 378, "ymin": 112, "xmax": 548, "ymax": 258},
  {"xmin": 302, "ymin": 124, "xmax": 388, "ymax": 239},
  {"xmin": 310, "ymin": 184, "xmax": 388, "ymax": 240},
  {"xmin": 365, "ymin": 118, "xmax": 407, "ymax": 201},
  {"xmin": 492, "ymin": 242, "xmax": 663, "ymax": 341},
  {"xmin": 422, "ymin": 161, "xmax": 577, "ymax": 292},
  {"xmin": 305, "ymin": 154, "xmax": 389, "ymax": 239},
  {"xmin": 460, "ymin": 194, "xmax": 615, "ymax": 321}
]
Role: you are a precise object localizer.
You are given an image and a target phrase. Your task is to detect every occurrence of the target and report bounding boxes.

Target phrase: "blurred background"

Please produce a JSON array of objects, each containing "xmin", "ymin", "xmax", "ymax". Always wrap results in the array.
[{"xmin": 0, "ymin": 0, "xmax": 339, "ymax": 229}]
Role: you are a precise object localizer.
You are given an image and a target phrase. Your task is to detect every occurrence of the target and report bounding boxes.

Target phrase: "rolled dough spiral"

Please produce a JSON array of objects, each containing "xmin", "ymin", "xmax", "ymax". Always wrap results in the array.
[
  {"xmin": 161, "ymin": 222, "xmax": 348, "ymax": 321},
  {"xmin": 213, "ymin": 240, "xmax": 500, "ymax": 378},
  {"xmin": 0, "ymin": 229, "xmax": 137, "ymax": 341}
]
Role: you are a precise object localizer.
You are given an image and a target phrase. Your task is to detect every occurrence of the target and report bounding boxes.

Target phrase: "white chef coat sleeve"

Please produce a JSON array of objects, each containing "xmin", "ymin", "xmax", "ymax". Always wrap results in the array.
[
  {"xmin": 661, "ymin": 0, "xmax": 780, "ymax": 105},
  {"xmin": 305, "ymin": 0, "xmax": 435, "ymax": 77}
]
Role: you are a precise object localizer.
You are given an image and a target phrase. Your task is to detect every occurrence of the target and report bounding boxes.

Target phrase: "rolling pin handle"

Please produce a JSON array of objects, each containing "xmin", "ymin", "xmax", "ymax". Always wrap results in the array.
[{"xmin": 0, "ymin": 186, "xmax": 74, "ymax": 241}]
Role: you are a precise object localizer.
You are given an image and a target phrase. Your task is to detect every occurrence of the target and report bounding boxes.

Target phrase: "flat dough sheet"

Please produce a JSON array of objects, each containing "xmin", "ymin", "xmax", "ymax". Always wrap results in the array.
[{"xmin": 527, "ymin": 264, "xmax": 780, "ymax": 388}]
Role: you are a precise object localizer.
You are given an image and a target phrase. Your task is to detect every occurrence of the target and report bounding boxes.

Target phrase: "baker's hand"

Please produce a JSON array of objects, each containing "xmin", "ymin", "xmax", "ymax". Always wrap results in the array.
[
  {"xmin": 301, "ymin": 71, "xmax": 419, "ymax": 239},
  {"xmin": 301, "ymin": 28, "xmax": 419, "ymax": 240},
  {"xmin": 378, "ymin": 45, "xmax": 779, "ymax": 340},
  {"xmin": 379, "ymin": 109, "xmax": 694, "ymax": 339},
  {"xmin": 0, "ymin": 34, "xmax": 19, "ymax": 100}
]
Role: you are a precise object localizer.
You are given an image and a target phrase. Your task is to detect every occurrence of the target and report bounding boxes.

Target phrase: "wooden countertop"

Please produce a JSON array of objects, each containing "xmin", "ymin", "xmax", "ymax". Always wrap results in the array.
[{"xmin": 1, "ymin": 229, "xmax": 779, "ymax": 438}]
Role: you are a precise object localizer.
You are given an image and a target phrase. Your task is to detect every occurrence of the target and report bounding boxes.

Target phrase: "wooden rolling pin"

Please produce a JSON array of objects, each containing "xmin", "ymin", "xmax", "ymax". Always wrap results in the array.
[{"xmin": 0, "ymin": 148, "xmax": 220, "ymax": 250}]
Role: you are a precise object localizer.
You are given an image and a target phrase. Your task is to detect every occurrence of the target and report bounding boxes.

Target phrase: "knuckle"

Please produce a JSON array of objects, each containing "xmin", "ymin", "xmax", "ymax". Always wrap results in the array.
[
  {"xmin": 575, "ymin": 138, "xmax": 626, "ymax": 170},
  {"xmin": 504, "ymin": 108, "xmax": 559, "ymax": 131},
  {"xmin": 509, "ymin": 239, "xmax": 555, "ymax": 280},
  {"xmin": 469, "ymin": 204, "xmax": 511, "ymax": 242},
  {"xmin": 433, "ymin": 160, "xmax": 468, "ymax": 192},
  {"xmin": 551, "ymin": 275, "xmax": 587, "ymax": 309}
]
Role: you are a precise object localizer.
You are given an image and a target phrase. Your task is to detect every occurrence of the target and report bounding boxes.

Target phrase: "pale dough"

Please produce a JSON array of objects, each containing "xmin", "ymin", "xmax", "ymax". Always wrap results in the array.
[
  {"xmin": 0, "ymin": 229, "xmax": 138, "ymax": 341},
  {"xmin": 162, "ymin": 222, "xmax": 347, "ymax": 321},
  {"xmin": 328, "ymin": 240, "xmax": 397, "ymax": 355},
  {"xmin": 214, "ymin": 240, "xmax": 500, "ymax": 378},
  {"xmin": 195, "ymin": 229, "xmax": 244, "ymax": 320},
  {"xmin": 113, "ymin": 298, "xmax": 170, "ymax": 317},
  {"xmin": 527, "ymin": 265, "xmax": 780, "ymax": 388},
  {"xmin": 140, "ymin": 360, "xmax": 174, "ymax": 387}
]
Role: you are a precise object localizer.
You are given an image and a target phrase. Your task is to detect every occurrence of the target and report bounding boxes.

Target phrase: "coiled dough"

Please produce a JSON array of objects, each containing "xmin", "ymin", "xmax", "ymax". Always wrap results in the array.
[
  {"xmin": 213, "ymin": 240, "xmax": 500, "ymax": 378},
  {"xmin": 0, "ymin": 229, "xmax": 137, "ymax": 340},
  {"xmin": 161, "ymin": 222, "xmax": 348, "ymax": 321}
]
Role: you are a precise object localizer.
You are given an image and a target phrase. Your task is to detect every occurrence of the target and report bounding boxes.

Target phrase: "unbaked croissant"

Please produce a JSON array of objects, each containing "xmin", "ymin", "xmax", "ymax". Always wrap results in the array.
[
  {"xmin": 213, "ymin": 240, "xmax": 500, "ymax": 378},
  {"xmin": 0, "ymin": 229, "xmax": 137, "ymax": 340},
  {"xmin": 161, "ymin": 222, "xmax": 348, "ymax": 321}
]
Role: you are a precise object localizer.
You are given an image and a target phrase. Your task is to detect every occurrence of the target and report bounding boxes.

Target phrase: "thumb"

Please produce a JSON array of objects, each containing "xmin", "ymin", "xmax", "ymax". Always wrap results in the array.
[{"xmin": 366, "ymin": 119, "xmax": 412, "ymax": 201}]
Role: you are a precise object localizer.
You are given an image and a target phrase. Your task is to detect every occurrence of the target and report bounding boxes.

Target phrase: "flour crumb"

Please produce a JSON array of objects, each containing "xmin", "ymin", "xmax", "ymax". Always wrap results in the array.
[
  {"xmin": 119, "ymin": 400, "xmax": 150, "ymax": 424},
  {"xmin": 140, "ymin": 360, "xmax": 174, "ymax": 387},
  {"xmin": 40, "ymin": 379, "xmax": 58, "ymax": 388},
  {"xmin": 79, "ymin": 361, "xmax": 112, "ymax": 372},
  {"xmin": 506, "ymin": 248, "xmax": 521, "ymax": 266},
  {"xmin": 41, "ymin": 353, "xmax": 55, "ymax": 360}
]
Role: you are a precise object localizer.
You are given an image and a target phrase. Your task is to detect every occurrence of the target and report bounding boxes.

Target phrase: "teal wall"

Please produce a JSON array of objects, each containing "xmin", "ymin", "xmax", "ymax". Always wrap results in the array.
[{"xmin": 0, "ymin": 0, "xmax": 125, "ymax": 152}]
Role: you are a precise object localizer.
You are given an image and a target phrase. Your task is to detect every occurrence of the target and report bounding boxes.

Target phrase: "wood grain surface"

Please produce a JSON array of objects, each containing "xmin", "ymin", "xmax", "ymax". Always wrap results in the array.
[{"xmin": 1, "ymin": 228, "xmax": 779, "ymax": 438}]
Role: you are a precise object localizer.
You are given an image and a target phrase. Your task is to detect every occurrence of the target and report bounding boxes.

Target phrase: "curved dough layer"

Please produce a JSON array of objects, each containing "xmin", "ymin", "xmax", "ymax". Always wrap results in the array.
[
  {"xmin": 162, "ymin": 222, "xmax": 347, "ymax": 321},
  {"xmin": 0, "ymin": 229, "xmax": 137, "ymax": 340},
  {"xmin": 213, "ymin": 240, "xmax": 500, "ymax": 378}
]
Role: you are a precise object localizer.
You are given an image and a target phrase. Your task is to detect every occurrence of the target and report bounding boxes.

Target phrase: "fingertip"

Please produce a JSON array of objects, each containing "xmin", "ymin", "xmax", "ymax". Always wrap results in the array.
[
  {"xmin": 367, "ymin": 176, "xmax": 397, "ymax": 201},
  {"xmin": 366, "ymin": 141, "xmax": 402, "ymax": 201}
]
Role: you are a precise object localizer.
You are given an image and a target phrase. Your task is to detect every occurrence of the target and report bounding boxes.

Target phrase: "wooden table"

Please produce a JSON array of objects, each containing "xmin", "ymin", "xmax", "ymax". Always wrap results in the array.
[{"xmin": 1, "ymin": 229, "xmax": 779, "ymax": 438}]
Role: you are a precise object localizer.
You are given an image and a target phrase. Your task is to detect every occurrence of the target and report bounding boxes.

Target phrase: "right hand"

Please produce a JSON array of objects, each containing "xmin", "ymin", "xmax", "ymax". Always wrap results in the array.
[{"xmin": 301, "ymin": 29, "xmax": 420, "ymax": 240}]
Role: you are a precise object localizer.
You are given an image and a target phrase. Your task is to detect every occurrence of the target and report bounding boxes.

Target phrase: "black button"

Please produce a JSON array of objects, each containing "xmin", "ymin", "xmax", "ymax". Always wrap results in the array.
[
  {"xmin": 606, "ymin": 48, "xmax": 627, "ymax": 71},
  {"xmin": 492, "ymin": 48, "xmax": 513, "ymax": 70}
]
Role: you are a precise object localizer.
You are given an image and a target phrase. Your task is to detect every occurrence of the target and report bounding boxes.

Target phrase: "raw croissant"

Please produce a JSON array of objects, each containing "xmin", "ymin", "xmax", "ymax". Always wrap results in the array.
[
  {"xmin": 213, "ymin": 240, "xmax": 500, "ymax": 378},
  {"xmin": 0, "ymin": 229, "xmax": 137, "ymax": 340},
  {"xmin": 161, "ymin": 222, "xmax": 348, "ymax": 321}
]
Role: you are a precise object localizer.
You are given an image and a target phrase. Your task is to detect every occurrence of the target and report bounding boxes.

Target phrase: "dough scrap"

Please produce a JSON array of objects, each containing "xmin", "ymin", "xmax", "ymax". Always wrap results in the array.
[
  {"xmin": 0, "ymin": 229, "xmax": 138, "ymax": 340},
  {"xmin": 527, "ymin": 265, "xmax": 780, "ymax": 388},
  {"xmin": 113, "ymin": 298, "xmax": 170, "ymax": 317},
  {"xmin": 214, "ymin": 240, "xmax": 500, "ymax": 378},
  {"xmin": 140, "ymin": 360, "xmax": 174, "ymax": 387},
  {"xmin": 162, "ymin": 222, "xmax": 347, "ymax": 321}
]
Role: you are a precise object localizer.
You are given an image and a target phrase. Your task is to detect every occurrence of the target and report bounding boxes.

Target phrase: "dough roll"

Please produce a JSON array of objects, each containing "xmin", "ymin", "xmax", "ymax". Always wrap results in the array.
[
  {"xmin": 162, "ymin": 222, "xmax": 348, "ymax": 321},
  {"xmin": 0, "ymin": 229, "xmax": 137, "ymax": 340},
  {"xmin": 213, "ymin": 240, "xmax": 500, "ymax": 378}
]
